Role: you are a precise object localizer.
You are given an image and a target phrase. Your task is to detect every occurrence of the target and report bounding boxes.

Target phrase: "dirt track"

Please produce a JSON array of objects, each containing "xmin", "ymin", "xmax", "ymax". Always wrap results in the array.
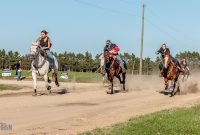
[{"xmin": 0, "ymin": 75, "xmax": 200, "ymax": 135}]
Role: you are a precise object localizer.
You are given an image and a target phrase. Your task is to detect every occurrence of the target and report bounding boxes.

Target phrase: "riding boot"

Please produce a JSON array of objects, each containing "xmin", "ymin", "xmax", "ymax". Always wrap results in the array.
[{"xmin": 116, "ymin": 55, "xmax": 126, "ymax": 73}]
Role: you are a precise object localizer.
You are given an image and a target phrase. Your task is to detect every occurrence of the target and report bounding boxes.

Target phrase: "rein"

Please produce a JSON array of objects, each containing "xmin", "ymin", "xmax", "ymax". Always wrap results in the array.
[
  {"xmin": 32, "ymin": 47, "xmax": 47, "ymax": 70},
  {"xmin": 104, "ymin": 51, "xmax": 119, "ymax": 71}
]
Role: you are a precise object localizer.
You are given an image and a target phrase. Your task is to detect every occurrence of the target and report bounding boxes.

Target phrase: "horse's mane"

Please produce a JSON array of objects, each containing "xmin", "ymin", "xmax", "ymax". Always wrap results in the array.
[
  {"xmin": 164, "ymin": 49, "xmax": 171, "ymax": 57},
  {"xmin": 164, "ymin": 51, "xmax": 178, "ymax": 68}
]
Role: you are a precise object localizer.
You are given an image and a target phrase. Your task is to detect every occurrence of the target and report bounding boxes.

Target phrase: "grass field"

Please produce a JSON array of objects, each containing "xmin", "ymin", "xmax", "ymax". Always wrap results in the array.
[
  {"xmin": 80, "ymin": 106, "xmax": 200, "ymax": 135},
  {"xmin": 0, "ymin": 70, "xmax": 102, "ymax": 83},
  {"xmin": 0, "ymin": 84, "xmax": 23, "ymax": 91}
]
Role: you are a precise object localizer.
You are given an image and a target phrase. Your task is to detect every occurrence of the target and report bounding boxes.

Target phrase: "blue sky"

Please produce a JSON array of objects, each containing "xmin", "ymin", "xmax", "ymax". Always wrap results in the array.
[{"xmin": 0, "ymin": 0, "xmax": 199, "ymax": 59}]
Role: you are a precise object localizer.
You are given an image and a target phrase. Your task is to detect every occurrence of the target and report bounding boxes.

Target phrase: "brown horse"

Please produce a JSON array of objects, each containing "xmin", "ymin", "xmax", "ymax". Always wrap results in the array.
[
  {"xmin": 104, "ymin": 51, "xmax": 126, "ymax": 94},
  {"xmin": 163, "ymin": 51, "xmax": 182, "ymax": 96}
]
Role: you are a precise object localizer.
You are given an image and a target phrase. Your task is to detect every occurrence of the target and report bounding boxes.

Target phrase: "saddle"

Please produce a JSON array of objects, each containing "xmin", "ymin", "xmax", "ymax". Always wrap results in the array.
[{"xmin": 106, "ymin": 57, "xmax": 127, "ymax": 70}]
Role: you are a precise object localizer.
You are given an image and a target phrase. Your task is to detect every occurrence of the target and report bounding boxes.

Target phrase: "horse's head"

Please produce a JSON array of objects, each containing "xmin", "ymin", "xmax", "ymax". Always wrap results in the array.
[
  {"xmin": 164, "ymin": 52, "xmax": 171, "ymax": 69},
  {"xmin": 29, "ymin": 41, "xmax": 41, "ymax": 60},
  {"xmin": 104, "ymin": 51, "xmax": 110, "ymax": 61}
]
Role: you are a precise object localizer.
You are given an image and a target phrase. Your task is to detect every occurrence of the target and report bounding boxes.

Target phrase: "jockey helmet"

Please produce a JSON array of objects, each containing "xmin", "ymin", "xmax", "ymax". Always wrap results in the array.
[{"xmin": 106, "ymin": 40, "xmax": 111, "ymax": 45}]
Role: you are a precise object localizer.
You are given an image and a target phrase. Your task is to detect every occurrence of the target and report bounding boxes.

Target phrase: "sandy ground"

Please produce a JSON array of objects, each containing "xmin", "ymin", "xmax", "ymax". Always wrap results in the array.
[{"xmin": 0, "ymin": 75, "xmax": 200, "ymax": 135}]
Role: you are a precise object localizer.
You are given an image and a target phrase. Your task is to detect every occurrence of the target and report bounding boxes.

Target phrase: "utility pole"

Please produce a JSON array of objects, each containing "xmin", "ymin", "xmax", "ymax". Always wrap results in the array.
[
  {"xmin": 132, "ymin": 54, "xmax": 135, "ymax": 76},
  {"xmin": 131, "ymin": 56, "xmax": 135, "ymax": 76},
  {"xmin": 139, "ymin": 4, "xmax": 145, "ymax": 76}
]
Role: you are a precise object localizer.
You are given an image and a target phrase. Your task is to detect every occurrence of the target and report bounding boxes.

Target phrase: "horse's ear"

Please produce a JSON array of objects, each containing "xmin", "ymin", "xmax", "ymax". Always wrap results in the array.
[{"xmin": 32, "ymin": 41, "xmax": 39, "ymax": 46}]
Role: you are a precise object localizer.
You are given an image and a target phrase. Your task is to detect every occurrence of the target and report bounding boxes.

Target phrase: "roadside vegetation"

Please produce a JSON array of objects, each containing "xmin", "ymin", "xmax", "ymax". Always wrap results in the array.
[
  {"xmin": 1, "ymin": 49, "xmax": 200, "ymax": 75},
  {"xmin": 0, "ymin": 84, "xmax": 23, "ymax": 91},
  {"xmin": 0, "ymin": 70, "xmax": 102, "ymax": 83},
  {"xmin": 80, "ymin": 106, "xmax": 200, "ymax": 135}
]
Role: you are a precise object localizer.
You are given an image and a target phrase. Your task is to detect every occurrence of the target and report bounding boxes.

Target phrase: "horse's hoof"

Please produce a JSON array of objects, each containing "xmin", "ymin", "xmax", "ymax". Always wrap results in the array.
[
  {"xmin": 47, "ymin": 86, "xmax": 51, "ymax": 90},
  {"xmin": 32, "ymin": 93, "xmax": 37, "ymax": 96},
  {"xmin": 106, "ymin": 91, "xmax": 114, "ymax": 94},
  {"xmin": 111, "ymin": 90, "xmax": 114, "ymax": 94},
  {"xmin": 106, "ymin": 91, "xmax": 109, "ymax": 94},
  {"xmin": 48, "ymin": 79, "xmax": 51, "ymax": 83},
  {"xmin": 170, "ymin": 93, "xmax": 174, "ymax": 97},
  {"xmin": 48, "ymin": 90, "xmax": 52, "ymax": 95},
  {"xmin": 177, "ymin": 92, "xmax": 181, "ymax": 95},
  {"xmin": 56, "ymin": 82, "xmax": 60, "ymax": 87},
  {"xmin": 122, "ymin": 90, "xmax": 127, "ymax": 93}
]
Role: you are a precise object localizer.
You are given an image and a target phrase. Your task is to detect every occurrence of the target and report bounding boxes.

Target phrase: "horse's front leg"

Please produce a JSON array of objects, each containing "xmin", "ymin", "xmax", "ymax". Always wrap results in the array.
[
  {"xmin": 116, "ymin": 75, "xmax": 122, "ymax": 84},
  {"xmin": 111, "ymin": 79, "xmax": 114, "ymax": 94},
  {"xmin": 164, "ymin": 78, "xmax": 168, "ymax": 90},
  {"xmin": 108, "ymin": 75, "xmax": 114, "ymax": 94},
  {"xmin": 171, "ymin": 81, "xmax": 176, "ymax": 97},
  {"xmin": 32, "ymin": 72, "xmax": 37, "ymax": 96},
  {"xmin": 122, "ymin": 73, "xmax": 126, "ymax": 91},
  {"xmin": 182, "ymin": 73, "xmax": 185, "ymax": 82},
  {"xmin": 44, "ymin": 74, "xmax": 51, "ymax": 94},
  {"xmin": 54, "ymin": 73, "xmax": 60, "ymax": 87}
]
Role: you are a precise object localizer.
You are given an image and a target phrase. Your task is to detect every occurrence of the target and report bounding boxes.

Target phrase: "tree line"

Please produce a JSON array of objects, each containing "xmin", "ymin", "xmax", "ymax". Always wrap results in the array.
[{"xmin": 0, "ymin": 49, "xmax": 199, "ymax": 74}]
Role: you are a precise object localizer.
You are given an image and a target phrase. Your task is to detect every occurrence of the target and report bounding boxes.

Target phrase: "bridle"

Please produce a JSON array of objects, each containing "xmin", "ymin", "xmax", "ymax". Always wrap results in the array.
[
  {"xmin": 29, "ymin": 44, "xmax": 47, "ymax": 69},
  {"xmin": 104, "ymin": 51, "xmax": 120, "ymax": 71}
]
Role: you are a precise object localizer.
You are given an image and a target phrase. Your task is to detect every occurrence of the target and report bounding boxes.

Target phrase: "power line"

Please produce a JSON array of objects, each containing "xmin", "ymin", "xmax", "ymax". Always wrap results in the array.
[
  {"xmin": 145, "ymin": 17, "xmax": 188, "ymax": 46},
  {"xmin": 73, "ymin": 0, "xmax": 189, "ymax": 47},
  {"xmin": 118, "ymin": 0, "xmax": 190, "ymax": 46},
  {"xmin": 147, "ymin": 7, "xmax": 195, "ymax": 43},
  {"xmin": 119, "ymin": 0, "xmax": 141, "ymax": 7},
  {"xmin": 73, "ymin": 0, "xmax": 139, "ymax": 17}
]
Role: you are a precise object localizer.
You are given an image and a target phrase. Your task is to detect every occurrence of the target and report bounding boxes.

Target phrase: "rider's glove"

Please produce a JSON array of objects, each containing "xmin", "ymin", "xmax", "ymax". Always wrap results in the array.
[
  {"xmin": 42, "ymin": 47, "xmax": 47, "ymax": 50},
  {"xmin": 109, "ymin": 50, "xmax": 115, "ymax": 54}
]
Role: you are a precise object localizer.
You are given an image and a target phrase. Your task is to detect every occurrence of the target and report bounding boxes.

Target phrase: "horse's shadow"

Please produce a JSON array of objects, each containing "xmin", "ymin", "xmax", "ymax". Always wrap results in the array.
[
  {"xmin": 106, "ymin": 88, "xmax": 128, "ymax": 94},
  {"xmin": 37, "ymin": 88, "xmax": 68, "ymax": 96},
  {"xmin": 159, "ymin": 89, "xmax": 180, "ymax": 97},
  {"xmin": 159, "ymin": 90, "xmax": 172, "ymax": 96}
]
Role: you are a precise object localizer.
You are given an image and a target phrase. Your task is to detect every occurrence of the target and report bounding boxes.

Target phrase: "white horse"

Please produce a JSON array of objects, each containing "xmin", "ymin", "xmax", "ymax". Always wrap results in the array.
[
  {"xmin": 181, "ymin": 65, "xmax": 190, "ymax": 82},
  {"xmin": 29, "ymin": 41, "xmax": 59, "ymax": 96},
  {"xmin": 98, "ymin": 54, "xmax": 107, "ymax": 84}
]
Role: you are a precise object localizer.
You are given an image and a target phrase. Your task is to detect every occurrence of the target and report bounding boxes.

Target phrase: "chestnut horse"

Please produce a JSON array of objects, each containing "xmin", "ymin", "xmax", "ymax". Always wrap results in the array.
[
  {"xmin": 104, "ymin": 51, "xmax": 126, "ymax": 94},
  {"xmin": 163, "ymin": 51, "xmax": 182, "ymax": 96}
]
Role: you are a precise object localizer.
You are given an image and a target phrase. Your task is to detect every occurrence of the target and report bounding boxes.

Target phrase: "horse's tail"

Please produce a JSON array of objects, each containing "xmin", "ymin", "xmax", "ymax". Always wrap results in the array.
[{"xmin": 53, "ymin": 55, "xmax": 58, "ymax": 70}]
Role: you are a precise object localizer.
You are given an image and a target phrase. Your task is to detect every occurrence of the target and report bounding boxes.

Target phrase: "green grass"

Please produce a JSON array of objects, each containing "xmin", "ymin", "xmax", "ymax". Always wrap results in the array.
[
  {"xmin": 66, "ymin": 72, "xmax": 102, "ymax": 83},
  {"xmin": 80, "ymin": 106, "xmax": 200, "ymax": 135},
  {"xmin": 0, "ymin": 84, "xmax": 23, "ymax": 91},
  {"xmin": 0, "ymin": 70, "xmax": 102, "ymax": 83}
]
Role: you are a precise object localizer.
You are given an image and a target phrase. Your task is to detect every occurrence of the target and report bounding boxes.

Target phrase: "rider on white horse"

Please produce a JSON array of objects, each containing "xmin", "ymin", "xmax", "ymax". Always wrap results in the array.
[
  {"xmin": 29, "ymin": 30, "xmax": 59, "ymax": 96},
  {"xmin": 36, "ymin": 30, "xmax": 57, "ymax": 72}
]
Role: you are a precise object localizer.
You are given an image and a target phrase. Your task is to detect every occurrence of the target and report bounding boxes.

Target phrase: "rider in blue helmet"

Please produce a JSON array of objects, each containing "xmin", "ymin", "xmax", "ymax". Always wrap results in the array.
[{"xmin": 104, "ymin": 40, "xmax": 126, "ymax": 73}]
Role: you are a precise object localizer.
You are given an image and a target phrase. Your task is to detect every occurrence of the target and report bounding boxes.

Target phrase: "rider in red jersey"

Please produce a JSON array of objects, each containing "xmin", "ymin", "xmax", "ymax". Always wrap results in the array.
[{"xmin": 104, "ymin": 40, "xmax": 125, "ymax": 73}]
